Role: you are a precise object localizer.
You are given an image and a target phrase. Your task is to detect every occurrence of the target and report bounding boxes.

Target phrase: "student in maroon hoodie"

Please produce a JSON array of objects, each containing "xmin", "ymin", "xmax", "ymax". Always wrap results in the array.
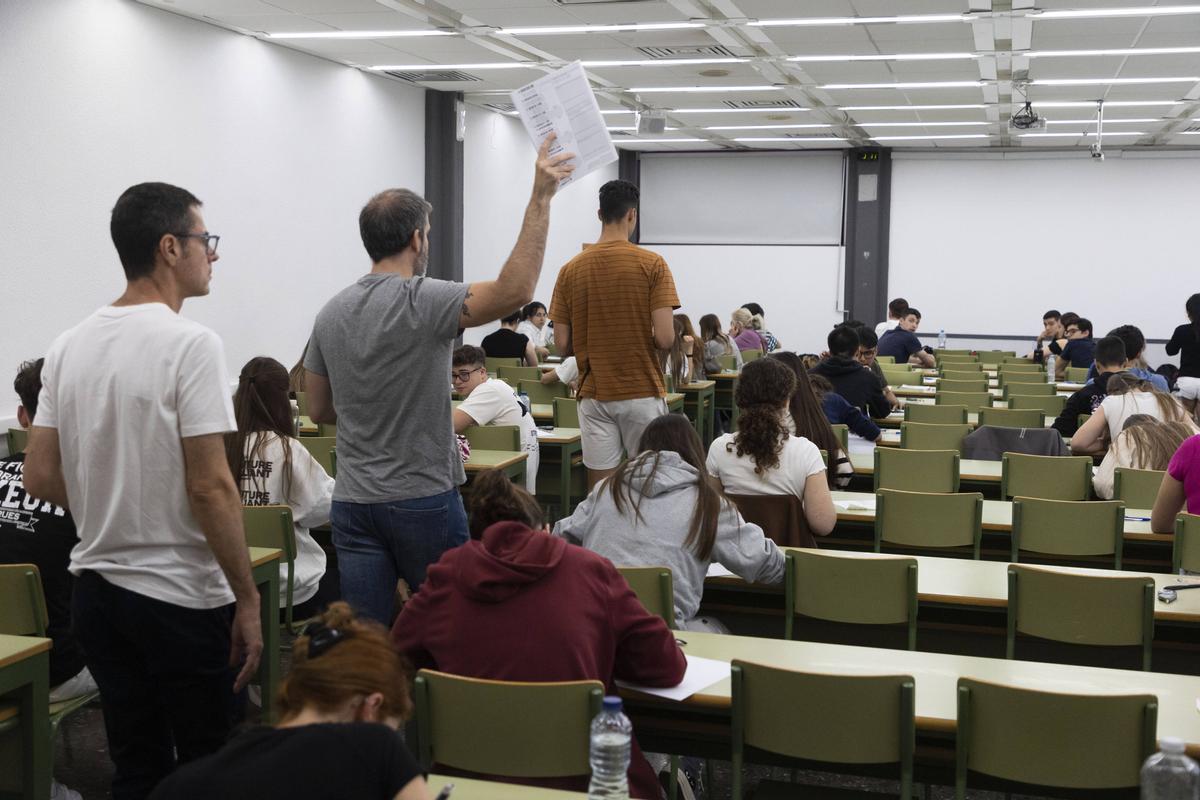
[{"xmin": 391, "ymin": 469, "xmax": 686, "ymax": 799}]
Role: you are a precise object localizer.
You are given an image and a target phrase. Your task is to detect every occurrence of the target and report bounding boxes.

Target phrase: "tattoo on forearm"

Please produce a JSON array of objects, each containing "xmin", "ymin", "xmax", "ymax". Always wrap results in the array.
[{"xmin": 460, "ymin": 289, "xmax": 473, "ymax": 318}]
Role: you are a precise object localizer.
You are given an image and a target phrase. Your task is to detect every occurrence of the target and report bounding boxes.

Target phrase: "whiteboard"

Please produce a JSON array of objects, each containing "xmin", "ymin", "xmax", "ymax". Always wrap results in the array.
[
  {"xmin": 639, "ymin": 152, "xmax": 845, "ymax": 245},
  {"xmin": 889, "ymin": 155, "xmax": 1200, "ymax": 342}
]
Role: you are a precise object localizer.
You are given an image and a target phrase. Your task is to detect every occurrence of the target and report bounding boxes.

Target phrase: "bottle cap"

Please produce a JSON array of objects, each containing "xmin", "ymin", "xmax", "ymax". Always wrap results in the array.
[
  {"xmin": 1159, "ymin": 737, "xmax": 1186, "ymax": 754},
  {"xmin": 602, "ymin": 696, "xmax": 623, "ymax": 712}
]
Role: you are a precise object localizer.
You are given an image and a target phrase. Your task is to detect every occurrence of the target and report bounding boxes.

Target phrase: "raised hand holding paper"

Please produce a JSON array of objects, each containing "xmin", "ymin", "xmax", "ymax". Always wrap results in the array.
[{"xmin": 511, "ymin": 61, "xmax": 618, "ymax": 188}]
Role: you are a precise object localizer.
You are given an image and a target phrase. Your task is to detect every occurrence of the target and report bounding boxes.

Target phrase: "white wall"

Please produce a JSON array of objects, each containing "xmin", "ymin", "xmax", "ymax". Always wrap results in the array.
[
  {"xmin": 890, "ymin": 152, "xmax": 1200, "ymax": 367},
  {"xmin": 462, "ymin": 106, "xmax": 618, "ymax": 346},
  {"xmin": 0, "ymin": 0, "xmax": 425, "ymax": 417}
]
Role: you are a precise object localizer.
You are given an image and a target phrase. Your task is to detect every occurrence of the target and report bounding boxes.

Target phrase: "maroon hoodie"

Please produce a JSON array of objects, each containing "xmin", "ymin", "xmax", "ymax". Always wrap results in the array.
[{"xmin": 392, "ymin": 520, "xmax": 687, "ymax": 799}]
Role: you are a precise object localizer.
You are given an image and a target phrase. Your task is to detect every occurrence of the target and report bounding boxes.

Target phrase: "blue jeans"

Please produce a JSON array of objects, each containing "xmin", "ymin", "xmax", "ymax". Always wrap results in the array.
[{"xmin": 331, "ymin": 487, "xmax": 469, "ymax": 624}]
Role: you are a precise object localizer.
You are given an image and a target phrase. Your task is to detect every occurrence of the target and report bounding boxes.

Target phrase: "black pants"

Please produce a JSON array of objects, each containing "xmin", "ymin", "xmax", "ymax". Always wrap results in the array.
[{"xmin": 72, "ymin": 571, "xmax": 239, "ymax": 800}]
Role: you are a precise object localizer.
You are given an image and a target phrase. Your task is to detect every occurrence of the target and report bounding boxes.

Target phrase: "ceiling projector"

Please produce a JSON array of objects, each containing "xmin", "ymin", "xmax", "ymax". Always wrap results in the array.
[{"xmin": 1008, "ymin": 101, "xmax": 1046, "ymax": 131}]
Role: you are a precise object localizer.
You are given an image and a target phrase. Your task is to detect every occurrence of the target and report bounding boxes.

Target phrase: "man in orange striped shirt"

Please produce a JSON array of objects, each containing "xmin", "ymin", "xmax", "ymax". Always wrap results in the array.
[{"xmin": 549, "ymin": 180, "xmax": 680, "ymax": 487}]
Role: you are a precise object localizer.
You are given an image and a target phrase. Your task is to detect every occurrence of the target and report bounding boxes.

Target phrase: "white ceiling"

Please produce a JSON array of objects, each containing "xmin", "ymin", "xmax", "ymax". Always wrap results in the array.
[{"xmin": 138, "ymin": 0, "xmax": 1200, "ymax": 150}]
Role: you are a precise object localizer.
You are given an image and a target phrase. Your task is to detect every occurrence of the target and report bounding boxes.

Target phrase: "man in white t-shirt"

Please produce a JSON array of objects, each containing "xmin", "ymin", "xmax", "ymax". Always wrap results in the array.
[
  {"xmin": 24, "ymin": 182, "xmax": 262, "ymax": 798},
  {"xmin": 874, "ymin": 297, "xmax": 909, "ymax": 338},
  {"xmin": 451, "ymin": 345, "xmax": 540, "ymax": 493}
]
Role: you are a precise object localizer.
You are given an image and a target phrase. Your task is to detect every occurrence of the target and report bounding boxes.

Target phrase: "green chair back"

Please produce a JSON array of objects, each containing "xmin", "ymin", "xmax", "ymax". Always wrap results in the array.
[
  {"xmin": 1011, "ymin": 497, "xmax": 1124, "ymax": 568},
  {"xmin": 485, "ymin": 357, "xmax": 523, "ymax": 372},
  {"xmin": 731, "ymin": 660, "xmax": 914, "ymax": 800},
  {"xmin": 740, "ymin": 349, "xmax": 763, "ymax": 362},
  {"xmin": 936, "ymin": 352, "xmax": 976, "ymax": 362},
  {"xmin": 1001, "ymin": 452, "xmax": 1092, "ymax": 501},
  {"xmin": 1006, "ymin": 564, "xmax": 1153, "ymax": 669},
  {"xmin": 464, "ymin": 425, "xmax": 520, "ymax": 452},
  {"xmin": 977, "ymin": 407, "xmax": 1045, "ymax": 429},
  {"xmin": 875, "ymin": 489, "xmax": 983, "ymax": 558},
  {"xmin": 1174, "ymin": 513, "xmax": 1200, "ymax": 574},
  {"xmin": 955, "ymin": 677, "xmax": 1155, "ymax": 795},
  {"xmin": 0, "ymin": 564, "xmax": 48, "ymax": 637},
  {"xmin": 498, "ymin": 366, "xmax": 541, "ymax": 384},
  {"xmin": 1066, "ymin": 366, "xmax": 1090, "ymax": 382},
  {"xmin": 785, "ymin": 550, "xmax": 917, "ymax": 649},
  {"xmin": 935, "ymin": 391, "xmax": 992, "ymax": 414},
  {"xmin": 1113, "ymin": 467, "xmax": 1165, "ymax": 509},
  {"xmin": 615, "ymin": 566, "xmax": 675, "ymax": 629},
  {"xmin": 900, "ymin": 422, "xmax": 971, "ymax": 453},
  {"xmin": 874, "ymin": 448, "xmax": 960, "ymax": 493},
  {"xmin": 875, "ymin": 355, "xmax": 896, "ymax": 364},
  {"xmin": 553, "ymin": 397, "xmax": 578, "ymax": 428},
  {"xmin": 975, "ymin": 350, "xmax": 1015, "ymax": 365},
  {"xmin": 1008, "ymin": 393, "xmax": 1067, "ymax": 416},
  {"xmin": 905, "ymin": 404, "xmax": 967, "ymax": 424},
  {"xmin": 243, "ymin": 506, "xmax": 303, "ymax": 633},
  {"xmin": 997, "ymin": 362, "xmax": 1044, "ymax": 374},
  {"xmin": 935, "ymin": 349, "xmax": 973, "ymax": 356},
  {"xmin": 938, "ymin": 379, "xmax": 989, "ymax": 393},
  {"xmin": 518, "ymin": 378, "xmax": 567, "ymax": 405},
  {"xmin": 940, "ymin": 363, "xmax": 983, "ymax": 374},
  {"xmin": 298, "ymin": 436, "xmax": 336, "ymax": 477},
  {"xmin": 882, "ymin": 369, "xmax": 919, "ymax": 387},
  {"xmin": 830, "ymin": 424, "xmax": 849, "ymax": 455},
  {"xmin": 5, "ymin": 428, "xmax": 27, "ymax": 455},
  {"xmin": 940, "ymin": 370, "xmax": 985, "ymax": 383},
  {"xmin": 414, "ymin": 670, "xmax": 603, "ymax": 778},
  {"xmin": 717, "ymin": 354, "xmax": 737, "ymax": 372},
  {"xmin": 1001, "ymin": 381, "xmax": 1055, "ymax": 398}
]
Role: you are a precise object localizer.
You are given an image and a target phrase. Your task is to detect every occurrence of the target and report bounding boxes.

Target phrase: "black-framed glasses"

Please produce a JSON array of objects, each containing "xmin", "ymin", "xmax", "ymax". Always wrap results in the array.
[
  {"xmin": 451, "ymin": 366, "xmax": 484, "ymax": 383},
  {"xmin": 176, "ymin": 232, "xmax": 220, "ymax": 256}
]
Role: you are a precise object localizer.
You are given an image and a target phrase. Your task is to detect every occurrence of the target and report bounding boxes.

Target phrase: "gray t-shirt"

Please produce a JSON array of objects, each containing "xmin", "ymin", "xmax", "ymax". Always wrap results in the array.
[{"xmin": 305, "ymin": 273, "xmax": 469, "ymax": 503}]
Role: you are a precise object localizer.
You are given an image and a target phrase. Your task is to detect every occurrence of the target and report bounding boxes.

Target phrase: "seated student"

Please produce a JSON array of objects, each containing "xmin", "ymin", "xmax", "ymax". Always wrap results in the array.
[
  {"xmin": 660, "ymin": 317, "xmax": 695, "ymax": 386},
  {"xmin": 227, "ymin": 357, "xmax": 335, "ymax": 618},
  {"xmin": 699, "ymin": 313, "xmax": 742, "ymax": 374},
  {"xmin": 554, "ymin": 414, "xmax": 783, "ymax": 630},
  {"xmin": 742, "ymin": 303, "xmax": 781, "ymax": 352},
  {"xmin": 539, "ymin": 354, "xmax": 579, "ymax": 394},
  {"xmin": 771, "ymin": 352, "xmax": 855, "ymax": 487},
  {"xmin": 1083, "ymin": 324, "xmax": 1169, "ymax": 392},
  {"xmin": 451, "ymin": 345, "xmax": 539, "ymax": 493},
  {"xmin": 729, "ymin": 307, "xmax": 765, "ymax": 353},
  {"xmin": 1166, "ymin": 293, "xmax": 1200, "ymax": 380},
  {"xmin": 852, "ymin": 325, "xmax": 900, "ymax": 410},
  {"xmin": 480, "ymin": 310, "xmax": 537, "ymax": 366},
  {"xmin": 877, "ymin": 308, "xmax": 935, "ymax": 368},
  {"xmin": 875, "ymin": 297, "xmax": 908, "ymax": 338},
  {"xmin": 391, "ymin": 469, "xmax": 685, "ymax": 800},
  {"xmin": 151, "ymin": 602, "xmax": 428, "ymax": 800},
  {"xmin": 675, "ymin": 313, "xmax": 705, "ymax": 380},
  {"xmin": 1046, "ymin": 317, "xmax": 1095, "ymax": 380},
  {"xmin": 1071, "ymin": 372, "xmax": 1197, "ymax": 456},
  {"xmin": 1093, "ymin": 415, "xmax": 1195, "ymax": 500},
  {"xmin": 1052, "ymin": 336, "xmax": 1128, "ymax": 437},
  {"xmin": 810, "ymin": 373, "xmax": 882, "ymax": 444},
  {"xmin": 705, "ymin": 359, "xmax": 837, "ymax": 537},
  {"xmin": 1029, "ymin": 309, "xmax": 1062, "ymax": 363},
  {"xmin": 1152, "ymin": 431, "xmax": 1200, "ymax": 533},
  {"xmin": 810, "ymin": 324, "xmax": 891, "ymax": 420},
  {"xmin": 516, "ymin": 300, "xmax": 554, "ymax": 361}
]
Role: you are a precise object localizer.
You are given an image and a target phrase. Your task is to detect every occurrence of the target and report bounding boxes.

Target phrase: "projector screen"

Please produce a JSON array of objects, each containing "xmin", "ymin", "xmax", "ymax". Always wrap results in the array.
[{"xmin": 639, "ymin": 152, "xmax": 845, "ymax": 245}]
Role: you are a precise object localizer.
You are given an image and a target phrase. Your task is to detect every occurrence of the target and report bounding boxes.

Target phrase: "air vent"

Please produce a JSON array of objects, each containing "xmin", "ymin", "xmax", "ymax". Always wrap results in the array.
[
  {"xmin": 384, "ymin": 70, "xmax": 481, "ymax": 83},
  {"xmin": 556, "ymin": 0, "xmax": 649, "ymax": 4},
  {"xmin": 723, "ymin": 99, "xmax": 802, "ymax": 109},
  {"xmin": 783, "ymin": 132, "xmax": 840, "ymax": 139},
  {"xmin": 637, "ymin": 44, "xmax": 739, "ymax": 59},
  {"xmin": 1185, "ymin": 124, "xmax": 1200, "ymax": 133},
  {"xmin": 485, "ymin": 102, "xmax": 516, "ymax": 114}
]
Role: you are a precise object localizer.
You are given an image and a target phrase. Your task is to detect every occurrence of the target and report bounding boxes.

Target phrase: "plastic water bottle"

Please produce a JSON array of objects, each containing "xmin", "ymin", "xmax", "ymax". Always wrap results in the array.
[
  {"xmin": 290, "ymin": 399, "xmax": 301, "ymax": 437},
  {"xmin": 1141, "ymin": 738, "xmax": 1200, "ymax": 799},
  {"xmin": 1046, "ymin": 354, "xmax": 1056, "ymax": 383},
  {"xmin": 517, "ymin": 390, "xmax": 531, "ymax": 414},
  {"xmin": 937, "ymin": 329, "xmax": 946, "ymax": 349},
  {"xmin": 588, "ymin": 696, "xmax": 632, "ymax": 799}
]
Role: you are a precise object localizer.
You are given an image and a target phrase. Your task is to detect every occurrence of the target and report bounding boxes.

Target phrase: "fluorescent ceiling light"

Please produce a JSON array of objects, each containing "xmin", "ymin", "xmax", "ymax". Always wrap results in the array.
[
  {"xmin": 265, "ymin": 29, "xmax": 454, "ymax": 39},
  {"xmin": 663, "ymin": 107, "xmax": 810, "ymax": 113},
  {"xmin": 751, "ymin": 14, "xmax": 967, "ymax": 27},
  {"xmin": 498, "ymin": 22, "xmax": 704, "ymax": 35},
  {"xmin": 607, "ymin": 126, "xmax": 638, "ymax": 131},
  {"xmin": 1031, "ymin": 77, "xmax": 1200, "ymax": 86},
  {"xmin": 856, "ymin": 121, "xmax": 991, "ymax": 127},
  {"xmin": 1027, "ymin": 46, "xmax": 1200, "ymax": 58},
  {"xmin": 703, "ymin": 123, "xmax": 832, "ymax": 130},
  {"xmin": 839, "ymin": 104, "xmax": 987, "ymax": 111},
  {"xmin": 1031, "ymin": 100, "xmax": 1179, "ymax": 108},
  {"xmin": 820, "ymin": 80, "xmax": 985, "ymax": 90},
  {"xmin": 600, "ymin": 110, "xmax": 635, "ymax": 115},
  {"xmin": 618, "ymin": 138, "xmax": 707, "ymax": 143},
  {"xmin": 368, "ymin": 62, "xmax": 534, "ymax": 71},
  {"xmin": 731, "ymin": 137, "xmax": 848, "ymax": 142},
  {"xmin": 1020, "ymin": 131, "xmax": 1146, "ymax": 137},
  {"xmin": 629, "ymin": 85, "xmax": 781, "ymax": 93},
  {"xmin": 1030, "ymin": 5, "xmax": 1200, "ymax": 19},
  {"xmin": 869, "ymin": 134, "xmax": 991, "ymax": 141},
  {"xmin": 790, "ymin": 52, "xmax": 977, "ymax": 63},
  {"xmin": 583, "ymin": 58, "xmax": 747, "ymax": 68},
  {"xmin": 1178, "ymin": 130, "xmax": 1200, "ymax": 134},
  {"xmin": 1045, "ymin": 118, "xmax": 1160, "ymax": 124}
]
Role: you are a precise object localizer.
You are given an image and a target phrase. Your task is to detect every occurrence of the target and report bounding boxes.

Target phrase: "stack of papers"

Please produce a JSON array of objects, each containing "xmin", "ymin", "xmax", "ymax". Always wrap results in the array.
[
  {"xmin": 616, "ymin": 655, "xmax": 731, "ymax": 702},
  {"xmin": 834, "ymin": 499, "xmax": 877, "ymax": 512},
  {"xmin": 706, "ymin": 563, "xmax": 736, "ymax": 578}
]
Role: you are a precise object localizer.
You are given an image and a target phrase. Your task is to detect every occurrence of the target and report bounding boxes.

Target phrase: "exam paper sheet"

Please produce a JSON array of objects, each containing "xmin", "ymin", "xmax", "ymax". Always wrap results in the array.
[
  {"xmin": 511, "ymin": 61, "xmax": 617, "ymax": 187},
  {"xmin": 617, "ymin": 655, "xmax": 731, "ymax": 702}
]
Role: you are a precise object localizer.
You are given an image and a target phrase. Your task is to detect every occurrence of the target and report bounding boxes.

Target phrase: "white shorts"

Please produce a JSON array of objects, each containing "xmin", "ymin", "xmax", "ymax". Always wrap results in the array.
[{"xmin": 578, "ymin": 396, "xmax": 669, "ymax": 470}]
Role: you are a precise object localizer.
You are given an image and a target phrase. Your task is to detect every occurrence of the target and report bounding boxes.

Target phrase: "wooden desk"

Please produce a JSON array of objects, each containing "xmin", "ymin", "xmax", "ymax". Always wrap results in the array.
[
  {"xmin": 464, "ymin": 450, "xmax": 529, "ymax": 487},
  {"xmin": 0, "ymin": 634, "xmax": 51, "ymax": 800},
  {"xmin": 848, "ymin": 452, "xmax": 1002, "ymax": 483},
  {"xmin": 298, "ymin": 415, "xmax": 318, "ymax": 436},
  {"xmin": 679, "ymin": 380, "xmax": 716, "ymax": 444},
  {"xmin": 536, "ymin": 427, "xmax": 584, "ymax": 514},
  {"xmin": 429, "ymin": 775, "xmax": 586, "ymax": 798},
  {"xmin": 248, "ymin": 547, "xmax": 281, "ymax": 723},
  {"xmin": 665, "ymin": 392, "xmax": 685, "ymax": 415}
]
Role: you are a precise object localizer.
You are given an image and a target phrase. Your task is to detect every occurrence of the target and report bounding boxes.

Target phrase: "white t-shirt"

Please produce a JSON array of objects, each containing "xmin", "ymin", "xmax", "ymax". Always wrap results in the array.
[
  {"xmin": 1176, "ymin": 377, "xmax": 1200, "ymax": 402},
  {"xmin": 705, "ymin": 432, "xmax": 826, "ymax": 499},
  {"xmin": 458, "ymin": 378, "xmax": 540, "ymax": 493},
  {"xmin": 554, "ymin": 356, "xmax": 579, "ymax": 385},
  {"xmin": 37, "ymin": 304, "xmax": 237, "ymax": 609},
  {"xmin": 239, "ymin": 432, "xmax": 333, "ymax": 606},
  {"xmin": 1100, "ymin": 392, "xmax": 1177, "ymax": 440},
  {"xmin": 875, "ymin": 319, "xmax": 899, "ymax": 338},
  {"xmin": 517, "ymin": 320, "xmax": 553, "ymax": 349}
]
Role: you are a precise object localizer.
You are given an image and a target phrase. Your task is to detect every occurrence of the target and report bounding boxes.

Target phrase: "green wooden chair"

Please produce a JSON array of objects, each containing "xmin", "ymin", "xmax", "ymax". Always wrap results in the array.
[
  {"xmin": 830, "ymin": 423, "xmax": 849, "ymax": 455},
  {"xmin": 939, "ymin": 363, "xmax": 983, "ymax": 374},
  {"xmin": 1066, "ymin": 366, "xmax": 1090, "ymax": 382},
  {"xmin": 875, "ymin": 489, "xmax": 983, "ymax": 559},
  {"xmin": 413, "ymin": 669, "xmax": 602, "ymax": 778},
  {"xmin": 1001, "ymin": 381, "xmax": 1055, "ymax": 398},
  {"xmin": 977, "ymin": 407, "xmax": 1045, "ymax": 429},
  {"xmin": 519, "ymin": 378, "xmax": 568, "ymax": 406},
  {"xmin": 1001, "ymin": 453, "xmax": 1092, "ymax": 500},
  {"xmin": 740, "ymin": 349, "xmax": 763, "ymax": 363},
  {"xmin": 935, "ymin": 349, "xmax": 973, "ymax": 356},
  {"xmin": 975, "ymin": 350, "xmax": 1015, "ymax": 365},
  {"xmin": 935, "ymin": 356, "xmax": 978, "ymax": 368},
  {"xmin": 900, "ymin": 422, "xmax": 971, "ymax": 453},
  {"xmin": 904, "ymin": 404, "xmax": 967, "ymax": 424},
  {"xmin": 553, "ymin": 397, "xmax": 579, "ymax": 428},
  {"xmin": 1011, "ymin": 497, "xmax": 1124, "ymax": 568},
  {"xmin": 939, "ymin": 371, "xmax": 985, "ymax": 384},
  {"xmin": 1006, "ymin": 564, "xmax": 1154, "ymax": 670},
  {"xmin": 882, "ymin": 369, "xmax": 919, "ymax": 387},
  {"xmin": 497, "ymin": 365, "xmax": 541, "ymax": 384},
  {"xmin": 1174, "ymin": 513, "xmax": 1200, "ymax": 574},
  {"xmin": 1113, "ymin": 467, "xmax": 1165, "ymax": 509},
  {"xmin": 315, "ymin": 421, "xmax": 337, "ymax": 438},
  {"xmin": 938, "ymin": 378, "xmax": 989, "ymax": 393},
  {"xmin": 955, "ymin": 677, "xmax": 1155, "ymax": 797},
  {"xmin": 1008, "ymin": 393, "xmax": 1067, "ymax": 416},
  {"xmin": 717, "ymin": 354, "xmax": 737, "ymax": 372},
  {"xmin": 875, "ymin": 355, "xmax": 896, "ymax": 364},
  {"xmin": 731, "ymin": 660, "xmax": 914, "ymax": 800},
  {"xmin": 615, "ymin": 566, "xmax": 675, "ymax": 630},
  {"xmin": 785, "ymin": 550, "xmax": 918, "ymax": 649},
  {"xmin": 997, "ymin": 362, "xmax": 1044, "ymax": 374},
  {"xmin": 6, "ymin": 427, "xmax": 28, "ymax": 455},
  {"xmin": 243, "ymin": 505, "xmax": 309, "ymax": 636},
  {"xmin": 935, "ymin": 391, "xmax": 992, "ymax": 414},
  {"xmin": 298, "ymin": 436, "xmax": 336, "ymax": 477},
  {"xmin": 463, "ymin": 424, "xmax": 520, "ymax": 451},
  {"xmin": 485, "ymin": 357, "xmax": 523, "ymax": 373},
  {"xmin": 874, "ymin": 448, "xmax": 960, "ymax": 493}
]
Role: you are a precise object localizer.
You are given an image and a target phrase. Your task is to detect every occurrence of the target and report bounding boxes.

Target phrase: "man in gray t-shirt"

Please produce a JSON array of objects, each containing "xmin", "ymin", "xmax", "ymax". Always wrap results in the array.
[{"xmin": 305, "ymin": 136, "xmax": 574, "ymax": 623}]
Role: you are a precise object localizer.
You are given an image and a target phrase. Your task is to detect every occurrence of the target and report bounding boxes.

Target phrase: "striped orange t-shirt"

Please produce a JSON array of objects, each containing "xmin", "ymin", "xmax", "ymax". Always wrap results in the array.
[{"xmin": 549, "ymin": 240, "xmax": 680, "ymax": 402}]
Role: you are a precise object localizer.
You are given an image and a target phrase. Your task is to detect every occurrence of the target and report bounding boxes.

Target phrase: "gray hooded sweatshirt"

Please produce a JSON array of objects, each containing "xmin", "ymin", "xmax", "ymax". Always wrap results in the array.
[{"xmin": 553, "ymin": 451, "xmax": 785, "ymax": 627}]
